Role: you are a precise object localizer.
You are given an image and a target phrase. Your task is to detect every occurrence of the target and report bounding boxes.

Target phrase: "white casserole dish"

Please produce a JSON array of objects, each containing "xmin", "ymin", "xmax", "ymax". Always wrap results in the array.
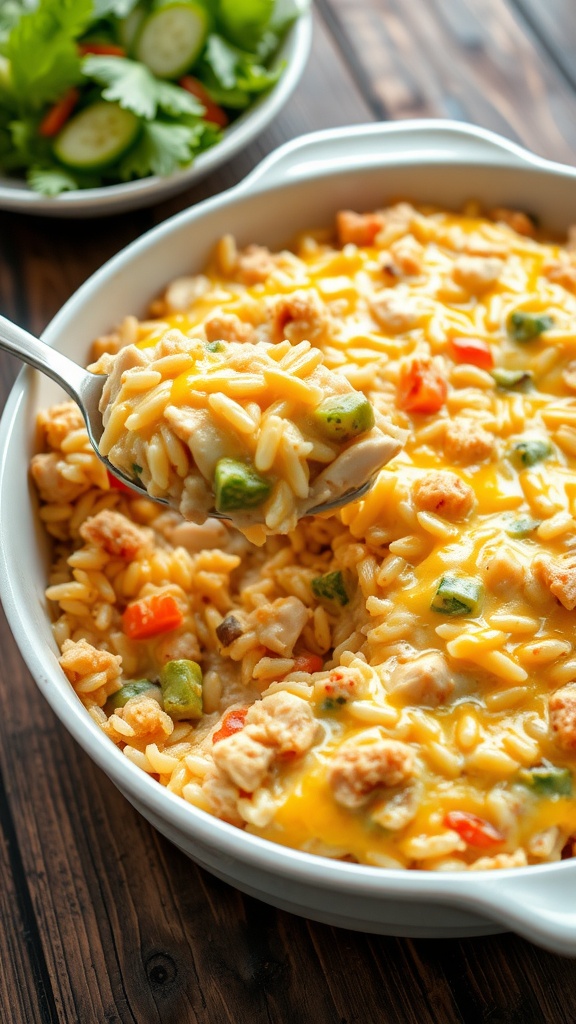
[{"xmin": 1, "ymin": 119, "xmax": 576, "ymax": 955}]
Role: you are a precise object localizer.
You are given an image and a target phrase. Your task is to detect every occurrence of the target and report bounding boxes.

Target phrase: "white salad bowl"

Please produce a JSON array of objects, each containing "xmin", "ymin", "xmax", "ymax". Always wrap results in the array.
[
  {"xmin": 0, "ymin": 1, "xmax": 312, "ymax": 218},
  {"xmin": 1, "ymin": 120, "xmax": 576, "ymax": 956}
]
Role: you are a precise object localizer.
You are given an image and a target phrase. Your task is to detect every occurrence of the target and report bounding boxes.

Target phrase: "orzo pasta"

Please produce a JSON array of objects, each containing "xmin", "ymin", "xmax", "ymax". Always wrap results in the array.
[
  {"xmin": 32, "ymin": 200, "xmax": 576, "ymax": 869},
  {"xmin": 92, "ymin": 331, "xmax": 404, "ymax": 543}
]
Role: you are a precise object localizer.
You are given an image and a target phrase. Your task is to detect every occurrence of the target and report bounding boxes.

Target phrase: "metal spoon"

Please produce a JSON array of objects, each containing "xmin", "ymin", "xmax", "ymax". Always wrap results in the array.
[{"xmin": 0, "ymin": 314, "xmax": 376, "ymax": 519}]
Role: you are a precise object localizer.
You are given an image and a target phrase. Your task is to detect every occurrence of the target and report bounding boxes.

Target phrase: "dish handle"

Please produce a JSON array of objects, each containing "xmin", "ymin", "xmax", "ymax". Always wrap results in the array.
[
  {"xmin": 236, "ymin": 119, "xmax": 554, "ymax": 194},
  {"xmin": 461, "ymin": 868, "xmax": 576, "ymax": 957}
]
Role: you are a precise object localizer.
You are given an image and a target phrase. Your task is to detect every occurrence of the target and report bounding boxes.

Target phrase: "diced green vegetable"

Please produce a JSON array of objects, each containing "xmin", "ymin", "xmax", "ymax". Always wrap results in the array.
[
  {"xmin": 214, "ymin": 458, "xmax": 272, "ymax": 512},
  {"xmin": 132, "ymin": 462, "xmax": 143, "ymax": 475},
  {"xmin": 518, "ymin": 766, "xmax": 572, "ymax": 797},
  {"xmin": 507, "ymin": 311, "xmax": 554, "ymax": 342},
  {"xmin": 134, "ymin": 1, "xmax": 211, "ymax": 79},
  {"xmin": 313, "ymin": 393, "xmax": 375, "ymax": 444},
  {"xmin": 321, "ymin": 696, "xmax": 348, "ymax": 711},
  {"xmin": 160, "ymin": 658, "xmax": 203, "ymax": 720},
  {"xmin": 311, "ymin": 570, "xmax": 350, "ymax": 606},
  {"xmin": 107, "ymin": 678, "xmax": 162, "ymax": 709},
  {"xmin": 508, "ymin": 438, "xmax": 552, "ymax": 468},
  {"xmin": 504, "ymin": 516, "xmax": 541, "ymax": 538},
  {"xmin": 431, "ymin": 574, "xmax": 484, "ymax": 616},
  {"xmin": 491, "ymin": 368, "xmax": 533, "ymax": 391},
  {"xmin": 205, "ymin": 340, "xmax": 224, "ymax": 352},
  {"xmin": 53, "ymin": 100, "xmax": 141, "ymax": 170}
]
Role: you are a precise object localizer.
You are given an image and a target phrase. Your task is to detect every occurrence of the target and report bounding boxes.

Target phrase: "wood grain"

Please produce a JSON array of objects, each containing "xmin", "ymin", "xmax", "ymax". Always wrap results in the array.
[
  {"xmin": 322, "ymin": 0, "xmax": 576, "ymax": 161},
  {"xmin": 2, "ymin": 1, "xmax": 576, "ymax": 1021}
]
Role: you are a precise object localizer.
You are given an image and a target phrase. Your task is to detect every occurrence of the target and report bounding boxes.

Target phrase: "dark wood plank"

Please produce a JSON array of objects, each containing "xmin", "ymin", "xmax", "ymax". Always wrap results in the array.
[
  {"xmin": 511, "ymin": 0, "xmax": 576, "ymax": 90},
  {"xmin": 321, "ymin": 0, "xmax": 576, "ymax": 162}
]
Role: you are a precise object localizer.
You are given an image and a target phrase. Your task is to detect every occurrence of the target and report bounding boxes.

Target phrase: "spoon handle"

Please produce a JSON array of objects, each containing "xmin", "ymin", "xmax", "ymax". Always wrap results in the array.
[{"xmin": 0, "ymin": 313, "xmax": 88, "ymax": 403}]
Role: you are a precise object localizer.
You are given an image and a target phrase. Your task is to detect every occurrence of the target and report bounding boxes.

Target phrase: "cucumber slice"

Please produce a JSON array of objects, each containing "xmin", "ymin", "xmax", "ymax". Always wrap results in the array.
[
  {"xmin": 134, "ymin": 1, "xmax": 210, "ymax": 79},
  {"xmin": 53, "ymin": 101, "xmax": 141, "ymax": 172}
]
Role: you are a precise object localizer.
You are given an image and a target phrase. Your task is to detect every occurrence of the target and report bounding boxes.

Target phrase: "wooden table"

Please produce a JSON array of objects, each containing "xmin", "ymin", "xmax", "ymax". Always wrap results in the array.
[{"xmin": 2, "ymin": 2, "xmax": 576, "ymax": 1020}]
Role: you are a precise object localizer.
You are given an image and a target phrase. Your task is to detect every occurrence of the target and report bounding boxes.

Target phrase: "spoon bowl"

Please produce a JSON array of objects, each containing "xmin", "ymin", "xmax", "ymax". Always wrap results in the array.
[{"xmin": 0, "ymin": 313, "xmax": 378, "ymax": 520}]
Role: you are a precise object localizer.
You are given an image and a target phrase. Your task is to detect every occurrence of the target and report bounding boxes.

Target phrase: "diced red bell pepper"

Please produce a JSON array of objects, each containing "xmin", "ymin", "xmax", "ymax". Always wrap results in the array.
[
  {"xmin": 212, "ymin": 707, "xmax": 248, "ymax": 743},
  {"xmin": 38, "ymin": 88, "xmax": 80, "ymax": 138},
  {"xmin": 444, "ymin": 810, "xmax": 504, "ymax": 848},
  {"xmin": 178, "ymin": 76, "xmax": 228, "ymax": 128},
  {"xmin": 292, "ymin": 652, "xmax": 324, "ymax": 674},
  {"xmin": 106, "ymin": 469, "xmax": 133, "ymax": 494},
  {"xmin": 78, "ymin": 42, "xmax": 126, "ymax": 56},
  {"xmin": 448, "ymin": 335, "xmax": 494, "ymax": 370},
  {"xmin": 397, "ymin": 357, "xmax": 448, "ymax": 414}
]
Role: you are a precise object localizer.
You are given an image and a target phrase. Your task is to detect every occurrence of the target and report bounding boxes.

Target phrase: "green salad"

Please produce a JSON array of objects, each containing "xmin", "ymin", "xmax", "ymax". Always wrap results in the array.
[{"xmin": 0, "ymin": 0, "xmax": 299, "ymax": 194}]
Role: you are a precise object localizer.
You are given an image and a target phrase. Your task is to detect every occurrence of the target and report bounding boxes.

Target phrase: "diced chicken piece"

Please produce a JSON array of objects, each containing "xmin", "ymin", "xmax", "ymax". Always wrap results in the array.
[
  {"xmin": 313, "ymin": 666, "xmax": 368, "ymax": 705},
  {"xmin": 543, "ymin": 257, "xmax": 576, "ymax": 293},
  {"xmin": 369, "ymin": 291, "xmax": 418, "ymax": 333},
  {"xmin": 201, "ymin": 768, "xmax": 245, "ymax": 827},
  {"xmin": 489, "ymin": 208, "xmax": 536, "ymax": 237},
  {"xmin": 30, "ymin": 451, "xmax": 90, "ymax": 504},
  {"xmin": 267, "ymin": 289, "xmax": 328, "ymax": 344},
  {"xmin": 211, "ymin": 691, "xmax": 318, "ymax": 792},
  {"xmin": 307, "ymin": 428, "xmax": 405, "ymax": 509},
  {"xmin": 252, "ymin": 596, "xmax": 309, "ymax": 656},
  {"xmin": 79, "ymin": 509, "xmax": 151, "ymax": 560},
  {"xmin": 119, "ymin": 695, "xmax": 174, "ymax": 744},
  {"xmin": 336, "ymin": 210, "xmax": 387, "ymax": 247},
  {"xmin": 412, "ymin": 470, "xmax": 475, "ymax": 521},
  {"xmin": 161, "ymin": 517, "xmax": 230, "ymax": 553},
  {"xmin": 467, "ymin": 849, "xmax": 527, "ymax": 871},
  {"xmin": 389, "ymin": 652, "xmax": 455, "ymax": 707},
  {"xmin": 244, "ymin": 691, "xmax": 319, "ymax": 757},
  {"xmin": 212, "ymin": 729, "xmax": 275, "ymax": 792},
  {"xmin": 60, "ymin": 637, "xmax": 121, "ymax": 686},
  {"xmin": 204, "ymin": 313, "xmax": 254, "ymax": 344},
  {"xmin": 482, "ymin": 547, "xmax": 526, "ymax": 596},
  {"xmin": 371, "ymin": 780, "xmax": 423, "ymax": 831},
  {"xmin": 388, "ymin": 234, "xmax": 424, "ymax": 276},
  {"xmin": 98, "ymin": 343, "xmax": 149, "ymax": 420},
  {"xmin": 549, "ymin": 684, "xmax": 576, "ymax": 751},
  {"xmin": 443, "ymin": 420, "xmax": 495, "ymax": 465},
  {"xmin": 236, "ymin": 244, "xmax": 278, "ymax": 285},
  {"xmin": 165, "ymin": 405, "xmax": 242, "ymax": 480},
  {"xmin": 532, "ymin": 552, "xmax": 576, "ymax": 610},
  {"xmin": 451, "ymin": 256, "xmax": 504, "ymax": 293},
  {"xmin": 163, "ymin": 275, "xmax": 210, "ymax": 312},
  {"xmin": 37, "ymin": 401, "xmax": 84, "ymax": 449},
  {"xmin": 328, "ymin": 738, "xmax": 416, "ymax": 810}
]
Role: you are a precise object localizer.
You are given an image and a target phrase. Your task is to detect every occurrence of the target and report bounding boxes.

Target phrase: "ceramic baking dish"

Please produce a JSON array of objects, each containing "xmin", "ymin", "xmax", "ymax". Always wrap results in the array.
[{"xmin": 1, "ymin": 119, "xmax": 575, "ymax": 955}]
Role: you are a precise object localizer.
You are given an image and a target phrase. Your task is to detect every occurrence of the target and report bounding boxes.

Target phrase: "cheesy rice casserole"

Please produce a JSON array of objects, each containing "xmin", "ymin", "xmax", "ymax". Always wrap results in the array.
[{"xmin": 31, "ymin": 200, "xmax": 576, "ymax": 870}]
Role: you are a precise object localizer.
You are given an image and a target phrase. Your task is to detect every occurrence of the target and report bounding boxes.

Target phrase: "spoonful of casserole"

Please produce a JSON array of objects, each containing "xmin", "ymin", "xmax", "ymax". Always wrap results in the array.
[{"xmin": 0, "ymin": 315, "xmax": 405, "ymax": 541}]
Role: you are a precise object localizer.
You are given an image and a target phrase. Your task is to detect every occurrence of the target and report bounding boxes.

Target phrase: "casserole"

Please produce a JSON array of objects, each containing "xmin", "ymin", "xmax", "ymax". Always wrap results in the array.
[{"xmin": 1, "ymin": 119, "xmax": 576, "ymax": 954}]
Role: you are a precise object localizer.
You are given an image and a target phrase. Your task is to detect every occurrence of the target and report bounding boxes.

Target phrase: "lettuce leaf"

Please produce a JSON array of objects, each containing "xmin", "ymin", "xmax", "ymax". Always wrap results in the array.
[{"xmin": 4, "ymin": 0, "xmax": 93, "ymax": 108}]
